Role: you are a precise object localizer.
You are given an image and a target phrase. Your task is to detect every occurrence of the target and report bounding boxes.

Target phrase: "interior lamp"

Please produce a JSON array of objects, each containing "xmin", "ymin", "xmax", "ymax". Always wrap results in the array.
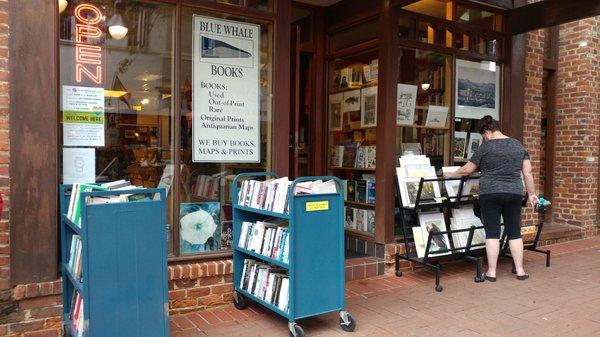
[
  {"xmin": 107, "ymin": 0, "xmax": 128, "ymax": 40},
  {"xmin": 421, "ymin": 83, "xmax": 431, "ymax": 91},
  {"xmin": 107, "ymin": 13, "xmax": 128, "ymax": 40},
  {"xmin": 58, "ymin": 0, "xmax": 68, "ymax": 13}
]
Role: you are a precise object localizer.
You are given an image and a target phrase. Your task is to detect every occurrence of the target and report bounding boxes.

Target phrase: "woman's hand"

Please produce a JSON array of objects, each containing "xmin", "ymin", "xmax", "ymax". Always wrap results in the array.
[{"xmin": 528, "ymin": 194, "xmax": 539, "ymax": 207}]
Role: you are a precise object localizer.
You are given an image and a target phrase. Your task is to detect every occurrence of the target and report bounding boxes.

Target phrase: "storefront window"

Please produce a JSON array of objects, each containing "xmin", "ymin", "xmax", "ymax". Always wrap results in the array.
[
  {"xmin": 327, "ymin": 49, "xmax": 378, "ymax": 237},
  {"xmin": 179, "ymin": 7, "xmax": 273, "ymax": 255},
  {"xmin": 456, "ymin": 4, "xmax": 502, "ymax": 32},
  {"xmin": 59, "ymin": 1, "xmax": 175, "ymax": 248},
  {"xmin": 329, "ymin": 19, "xmax": 378, "ymax": 53},
  {"xmin": 403, "ymin": 0, "xmax": 452, "ymax": 20},
  {"xmin": 396, "ymin": 48, "xmax": 452, "ymax": 168}
]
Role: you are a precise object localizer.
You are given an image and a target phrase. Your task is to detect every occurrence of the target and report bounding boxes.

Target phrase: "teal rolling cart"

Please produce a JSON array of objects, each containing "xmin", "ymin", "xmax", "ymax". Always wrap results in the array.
[
  {"xmin": 231, "ymin": 172, "xmax": 356, "ymax": 337},
  {"xmin": 59, "ymin": 185, "xmax": 169, "ymax": 337}
]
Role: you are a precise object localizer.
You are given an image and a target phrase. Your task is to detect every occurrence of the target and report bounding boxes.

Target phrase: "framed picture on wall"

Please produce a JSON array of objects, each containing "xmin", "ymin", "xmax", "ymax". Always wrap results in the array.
[
  {"xmin": 328, "ymin": 93, "xmax": 343, "ymax": 131},
  {"xmin": 342, "ymin": 89, "xmax": 361, "ymax": 113},
  {"xmin": 455, "ymin": 59, "xmax": 500, "ymax": 120},
  {"xmin": 361, "ymin": 86, "xmax": 378, "ymax": 127}
]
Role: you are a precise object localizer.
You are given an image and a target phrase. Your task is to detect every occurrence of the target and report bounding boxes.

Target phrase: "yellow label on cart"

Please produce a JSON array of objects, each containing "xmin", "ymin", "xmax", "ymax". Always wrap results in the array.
[{"xmin": 305, "ymin": 200, "xmax": 329, "ymax": 212}]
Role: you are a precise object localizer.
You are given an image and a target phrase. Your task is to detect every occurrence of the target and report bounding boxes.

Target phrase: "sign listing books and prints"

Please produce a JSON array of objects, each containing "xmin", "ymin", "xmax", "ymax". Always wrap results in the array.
[
  {"xmin": 192, "ymin": 15, "xmax": 261, "ymax": 163},
  {"xmin": 62, "ymin": 85, "xmax": 105, "ymax": 147}
]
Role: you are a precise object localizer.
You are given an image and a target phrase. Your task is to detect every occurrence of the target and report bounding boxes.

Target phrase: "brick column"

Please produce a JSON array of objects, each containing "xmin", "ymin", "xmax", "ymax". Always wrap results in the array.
[
  {"xmin": 521, "ymin": 28, "xmax": 545, "ymax": 226},
  {"xmin": 553, "ymin": 18, "xmax": 600, "ymax": 236},
  {"xmin": 0, "ymin": 0, "xmax": 9, "ymax": 300}
]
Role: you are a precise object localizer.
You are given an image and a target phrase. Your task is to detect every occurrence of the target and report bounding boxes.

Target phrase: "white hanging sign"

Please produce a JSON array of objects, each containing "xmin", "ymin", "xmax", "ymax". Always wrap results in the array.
[{"xmin": 192, "ymin": 15, "xmax": 261, "ymax": 163}]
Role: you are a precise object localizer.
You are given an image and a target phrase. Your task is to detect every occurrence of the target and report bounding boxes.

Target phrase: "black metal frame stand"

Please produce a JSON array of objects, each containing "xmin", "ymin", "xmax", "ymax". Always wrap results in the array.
[{"xmin": 394, "ymin": 176, "xmax": 486, "ymax": 292}]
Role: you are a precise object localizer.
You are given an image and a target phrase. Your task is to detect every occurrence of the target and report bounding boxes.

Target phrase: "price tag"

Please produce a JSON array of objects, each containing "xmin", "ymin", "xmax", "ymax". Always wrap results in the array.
[{"xmin": 306, "ymin": 201, "xmax": 329, "ymax": 212}]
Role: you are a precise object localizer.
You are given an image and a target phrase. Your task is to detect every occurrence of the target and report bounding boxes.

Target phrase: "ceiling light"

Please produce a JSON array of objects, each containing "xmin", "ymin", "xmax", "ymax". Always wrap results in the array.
[
  {"xmin": 59, "ymin": 0, "xmax": 68, "ymax": 14},
  {"xmin": 421, "ymin": 83, "xmax": 431, "ymax": 91},
  {"xmin": 107, "ymin": 13, "xmax": 128, "ymax": 40},
  {"xmin": 141, "ymin": 98, "xmax": 150, "ymax": 105}
]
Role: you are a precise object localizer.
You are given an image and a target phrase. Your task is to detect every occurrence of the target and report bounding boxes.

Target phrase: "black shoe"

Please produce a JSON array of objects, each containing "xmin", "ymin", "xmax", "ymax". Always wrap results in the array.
[
  {"xmin": 484, "ymin": 274, "xmax": 496, "ymax": 282},
  {"xmin": 516, "ymin": 274, "xmax": 529, "ymax": 281}
]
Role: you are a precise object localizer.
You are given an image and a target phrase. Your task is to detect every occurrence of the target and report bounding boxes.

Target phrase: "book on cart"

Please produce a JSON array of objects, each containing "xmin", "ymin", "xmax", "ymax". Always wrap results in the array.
[
  {"xmin": 239, "ymin": 219, "xmax": 290, "ymax": 264},
  {"xmin": 240, "ymin": 259, "xmax": 289, "ymax": 312},
  {"xmin": 237, "ymin": 176, "xmax": 340, "ymax": 214},
  {"xmin": 70, "ymin": 291, "xmax": 84, "ymax": 337},
  {"xmin": 68, "ymin": 235, "xmax": 83, "ymax": 280}
]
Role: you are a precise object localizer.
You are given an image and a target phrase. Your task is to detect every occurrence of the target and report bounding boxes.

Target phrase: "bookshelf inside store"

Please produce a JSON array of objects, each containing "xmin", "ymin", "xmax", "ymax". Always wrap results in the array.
[
  {"xmin": 327, "ymin": 49, "xmax": 378, "ymax": 238},
  {"xmin": 396, "ymin": 48, "xmax": 453, "ymax": 170}
]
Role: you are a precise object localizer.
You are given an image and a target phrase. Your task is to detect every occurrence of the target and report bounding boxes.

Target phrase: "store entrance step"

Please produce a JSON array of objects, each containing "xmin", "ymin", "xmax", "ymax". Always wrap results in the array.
[{"xmin": 344, "ymin": 256, "xmax": 385, "ymax": 282}]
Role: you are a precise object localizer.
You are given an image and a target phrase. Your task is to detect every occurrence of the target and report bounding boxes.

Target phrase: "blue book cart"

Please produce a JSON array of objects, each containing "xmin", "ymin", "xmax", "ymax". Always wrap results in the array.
[
  {"xmin": 59, "ymin": 185, "xmax": 170, "ymax": 337},
  {"xmin": 231, "ymin": 172, "xmax": 356, "ymax": 337}
]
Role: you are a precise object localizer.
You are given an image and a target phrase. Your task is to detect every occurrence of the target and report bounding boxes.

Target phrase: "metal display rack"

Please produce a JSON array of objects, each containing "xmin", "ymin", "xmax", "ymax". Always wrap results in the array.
[
  {"xmin": 231, "ymin": 172, "xmax": 355, "ymax": 337},
  {"xmin": 59, "ymin": 185, "xmax": 169, "ymax": 337},
  {"xmin": 395, "ymin": 176, "xmax": 486, "ymax": 292}
]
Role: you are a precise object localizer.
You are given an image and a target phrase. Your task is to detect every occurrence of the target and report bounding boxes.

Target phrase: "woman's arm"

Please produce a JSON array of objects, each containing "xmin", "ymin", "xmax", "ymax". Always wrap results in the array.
[
  {"xmin": 522, "ymin": 159, "xmax": 539, "ymax": 206},
  {"xmin": 444, "ymin": 161, "xmax": 477, "ymax": 179}
]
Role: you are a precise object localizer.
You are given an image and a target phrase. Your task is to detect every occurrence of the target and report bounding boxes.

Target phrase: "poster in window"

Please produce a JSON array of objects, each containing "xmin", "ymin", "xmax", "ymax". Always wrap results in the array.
[
  {"xmin": 192, "ymin": 16, "xmax": 261, "ymax": 162},
  {"xmin": 455, "ymin": 59, "xmax": 500, "ymax": 119},
  {"xmin": 180, "ymin": 202, "xmax": 221, "ymax": 254},
  {"xmin": 62, "ymin": 86, "xmax": 105, "ymax": 147},
  {"xmin": 328, "ymin": 93, "xmax": 343, "ymax": 131}
]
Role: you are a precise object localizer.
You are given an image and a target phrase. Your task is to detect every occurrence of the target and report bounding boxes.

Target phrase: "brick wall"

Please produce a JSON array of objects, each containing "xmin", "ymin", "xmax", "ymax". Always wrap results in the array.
[
  {"xmin": 521, "ymin": 27, "xmax": 545, "ymax": 226},
  {"xmin": 553, "ymin": 17, "xmax": 600, "ymax": 236}
]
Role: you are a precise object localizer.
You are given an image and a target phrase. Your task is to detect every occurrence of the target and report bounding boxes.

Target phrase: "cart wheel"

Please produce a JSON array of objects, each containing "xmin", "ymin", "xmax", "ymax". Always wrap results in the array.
[
  {"xmin": 339, "ymin": 311, "xmax": 356, "ymax": 332},
  {"xmin": 233, "ymin": 291, "xmax": 247, "ymax": 310},
  {"xmin": 395, "ymin": 270, "xmax": 403, "ymax": 277},
  {"xmin": 474, "ymin": 275, "xmax": 485, "ymax": 283},
  {"xmin": 288, "ymin": 322, "xmax": 305, "ymax": 337},
  {"xmin": 435, "ymin": 284, "xmax": 443, "ymax": 292},
  {"xmin": 62, "ymin": 323, "xmax": 70, "ymax": 337}
]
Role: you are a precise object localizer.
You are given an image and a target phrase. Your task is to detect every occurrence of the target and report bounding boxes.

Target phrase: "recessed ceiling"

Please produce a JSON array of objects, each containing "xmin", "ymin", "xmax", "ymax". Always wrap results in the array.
[{"xmin": 295, "ymin": 0, "xmax": 342, "ymax": 6}]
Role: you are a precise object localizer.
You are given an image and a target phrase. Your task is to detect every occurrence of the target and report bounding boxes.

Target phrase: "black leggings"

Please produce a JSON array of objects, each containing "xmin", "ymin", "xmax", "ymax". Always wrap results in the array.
[{"xmin": 478, "ymin": 193, "xmax": 523, "ymax": 240}]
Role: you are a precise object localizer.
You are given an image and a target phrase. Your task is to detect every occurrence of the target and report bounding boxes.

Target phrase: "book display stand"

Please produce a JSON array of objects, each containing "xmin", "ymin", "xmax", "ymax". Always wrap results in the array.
[
  {"xmin": 395, "ymin": 176, "xmax": 486, "ymax": 292},
  {"xmin": 231, "ymin": 172, "xmax": 355, "ymax": 337},
  {"xmin": 59, "ymin": 185, "xmax": 169, "ymax": 337}
]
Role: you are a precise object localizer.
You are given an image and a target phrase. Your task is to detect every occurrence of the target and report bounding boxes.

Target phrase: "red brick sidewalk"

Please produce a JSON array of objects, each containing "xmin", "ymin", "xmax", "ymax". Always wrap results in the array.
[{"xmin": 170, "ymin": 236, "xmax": 600, "ymax": 336}]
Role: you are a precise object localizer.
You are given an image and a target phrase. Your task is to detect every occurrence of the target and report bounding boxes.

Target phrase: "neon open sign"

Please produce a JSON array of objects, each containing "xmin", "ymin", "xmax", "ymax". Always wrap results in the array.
[{"xmin": 74, "ymin": 4, "xmax": 103, "ymax": 84}]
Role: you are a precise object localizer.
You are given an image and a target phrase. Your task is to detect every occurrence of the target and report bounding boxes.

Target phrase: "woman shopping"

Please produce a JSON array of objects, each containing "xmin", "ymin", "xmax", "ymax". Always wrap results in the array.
[{"xmin": 445, "ymin": 115, "xmax": 538, "ymax": 281}]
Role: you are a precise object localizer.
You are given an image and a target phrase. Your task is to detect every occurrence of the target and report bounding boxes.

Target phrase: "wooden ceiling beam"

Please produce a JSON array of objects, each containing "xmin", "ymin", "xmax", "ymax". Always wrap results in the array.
[{"xmin": 508, "ymin": 0, "xmax": 600, "ymax": 35}]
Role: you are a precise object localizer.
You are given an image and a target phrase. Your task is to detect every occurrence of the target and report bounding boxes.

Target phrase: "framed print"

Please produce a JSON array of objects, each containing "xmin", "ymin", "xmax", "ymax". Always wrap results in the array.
[
  {"xmin": 418, "ymin": 212, "xmax": 451, "ymax": 257},
  {"xmin": 329, "ymin": 93, "xmax": 343, "ymax": 131},
  {"xmin": 455, "ymin": 59, "xmax": 500, "ymax": 119},
  {"xmin": 180, "ymin": 202, "xmax": 221, "ymax": 254},
  {"xmin": 412, "ymin": 226, "xmax": 426, "ymax": 258},
  {"xmin": 401, "ymin": 142, "xmax": 423, "ymax": 156},
  {"xmin": 454, "ymin": 131, "xmax": 468, "ymax": 159},
  {"xmin": 467, "ymin": 132, "xmax": 483, "ymax": 159},
  {"xmin": 361, "ymin": 86, "xmax": 378, "ymax": 127},
  {"xmin": 425, "ymin": 105, "xmax": 449, "ymax": 128},
  {"xmin": 397, "ymin": 167, "xmax": 441, "ymax": 208},
  {"xmin": 342, "ymin": 89, "xmax": 361, "ymax": 113},
  {"xmin": 396, "ymin": 83, "xmax": 418, "ymax": 125}
]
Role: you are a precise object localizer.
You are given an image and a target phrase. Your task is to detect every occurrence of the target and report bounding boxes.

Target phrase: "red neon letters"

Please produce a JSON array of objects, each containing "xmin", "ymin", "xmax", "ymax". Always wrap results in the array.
[{"xmin": 74, "ymin": 4, "xmax": 103, "ymax": 84}]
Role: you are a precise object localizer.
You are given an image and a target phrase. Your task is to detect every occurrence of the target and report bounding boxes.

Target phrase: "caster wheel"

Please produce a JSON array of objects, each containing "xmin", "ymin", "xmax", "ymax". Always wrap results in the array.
[
  {"xmin": 233, "ymin": 291, "xmax": 247, "ymax": 310},
  {"xmin": 288, "ymin": 323, "xmax": 305, "ymax": 337},
  {"xmin": 435, "ymin": 285, "xmax": 443, "ymax": 292},
  {"xmin": 340, "ymin": 313, "xmax": 356, "ymax": 332},
  {"xmin": 395, "ymin": 270, "xmax": 403, "ymax": 277},
  {"xmin": 474, "ymin": 275, "xmax": 485, "ymax": 283}
]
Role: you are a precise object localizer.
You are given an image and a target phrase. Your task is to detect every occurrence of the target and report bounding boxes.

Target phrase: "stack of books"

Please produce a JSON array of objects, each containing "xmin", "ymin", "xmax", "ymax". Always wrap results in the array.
[
  {"xmin": 237, "ymin": 177, "xmax": 292, "ymax": 214},
  {"xmin": 67, "ymin": 235, "xmax": 83, "ymax": 281},
  {"xmin": 238, "ymin": 219, "xmax": 289, "ymax": 264},
  {"xmin": 240, "ymin": 259, "xmax": 289, "ymax": 313},
  {"xmin": 192, "ymin": 172, "xmax": 226, "ymax": 200},
  {"xmin": 344, "ymin": 207, "xmax": 375, "ymax": 234},
  {"xmin": 237, "ymin": 177, "xmax": 339, "ymax": 214},
  {"xmin": 70, "ymin": 291, "xmax": 84, "ymax": 337},
  {"xmin": 343, "ymin": 177, "xmax": 375, "ymax": 204},
  {"xmin": 330, "ymin": 144, "xmax": 376, "ymax": 169}
]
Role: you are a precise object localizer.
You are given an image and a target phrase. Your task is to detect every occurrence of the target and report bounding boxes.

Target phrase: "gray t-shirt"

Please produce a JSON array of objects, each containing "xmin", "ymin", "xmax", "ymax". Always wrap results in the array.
[{"xmin": 469, "ymin": 137, "xmax": 529, "ymax": 195}]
